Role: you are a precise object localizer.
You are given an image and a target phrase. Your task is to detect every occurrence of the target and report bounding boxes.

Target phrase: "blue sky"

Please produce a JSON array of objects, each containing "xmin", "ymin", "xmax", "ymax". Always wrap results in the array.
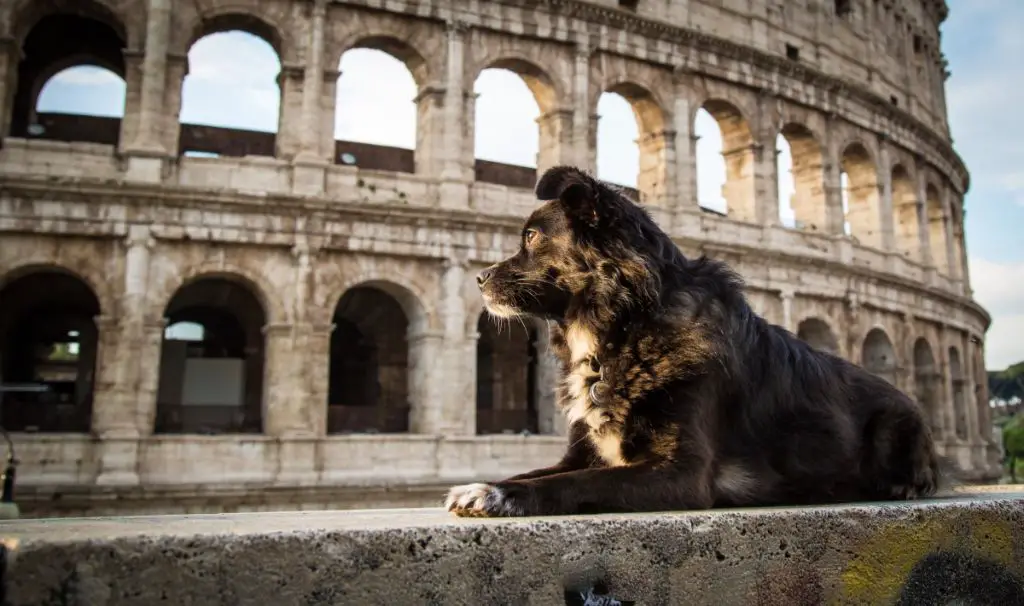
[{"xmin": 35, "ymin": 1, "xmax": 1021, "ymax": 369}]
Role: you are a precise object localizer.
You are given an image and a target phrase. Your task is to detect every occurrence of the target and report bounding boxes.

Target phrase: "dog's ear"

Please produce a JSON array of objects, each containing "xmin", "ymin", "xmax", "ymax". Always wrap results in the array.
[{"xmin": 535, "ymin": 166, "xmax": 601, "ymax": 227}]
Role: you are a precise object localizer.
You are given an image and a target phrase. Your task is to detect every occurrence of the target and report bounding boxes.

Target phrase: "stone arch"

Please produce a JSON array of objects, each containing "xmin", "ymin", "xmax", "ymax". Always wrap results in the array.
[
  {"xmin": 326, "ymin": 274, "xmax": 432, "ymax": 336},
  {"xmin": 155, "ymin": 274, "xmax": 268, "ymax": 434},
  {"xmin": 913, "ymin": 337, "xmax": 942, "ymax": 435},
  {"xmin": 326, "ymin": 283, "xmax": 415, "ymax": 433},
  {"xmin": 694, "ymin": 98, "xmax": 757, "ymax": 222},
  {"xmin": 471, "ymin": 53, "xmax": 564, "ymax": 183},
  {"xmin": 839, "ymin": 141, "xmax": 882, "ymax": 248},
  {"xmin": 4, "ymin": 0, "xmax": 131, "ymax": 44},
  {"xmin": 925, "ymin": 183, "xmax": 949, "ymax": 273},
  {"xmin": 797, "ymin": 317, "xmax": 839, "ymax": 355},
  {"xmin": 153, "ymin": 263, "xmax": 287, "ymax": 327},
  {"xmin": 6, "ymin": 0, "xmax": 128, "ymax": 140},
  {"xmin": 475, "ymin": 313, "xmax": 542, "ymax": 435},
  {"xmin": 175, "ymin": 10, "xmax": 285, "ymax": 157},
  {"xmin": 0, "ymin": 257, "xmax": 117, "ymax": 320},
  {"xmin": 776, "ymin": 122, "xmax": 826, "ymax": 232},
  {"xmin": 333, "ymin": 35, "xmax": 426, "ymax": 170},
  {"xmin": 949, "ymin": 345, "xmax": 967, "ymax": 440},
  {"xmin": 595, "ymin": 80, "xmax": 669, "ymax": 204},
  {"xmin": 862, "ymin": 327, "xmax": 898, "ymax": 385},
  {"xmin": 0, "ymin": 266, "xmax": 102, "ymax": 433},
  {"xmin": 891, "ymin": 164, "xmax": 922, "ymax": 261}
]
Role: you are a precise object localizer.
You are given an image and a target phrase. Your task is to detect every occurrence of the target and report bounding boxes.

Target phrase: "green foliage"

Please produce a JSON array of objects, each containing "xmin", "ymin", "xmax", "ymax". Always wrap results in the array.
[
  {"xmin": 1004, "ymin": 414, "xmax": 1024, "ymax": 457},
  {"xmin": 989, "ymin": 360, "xmax": 1024, "ymax": 401}
]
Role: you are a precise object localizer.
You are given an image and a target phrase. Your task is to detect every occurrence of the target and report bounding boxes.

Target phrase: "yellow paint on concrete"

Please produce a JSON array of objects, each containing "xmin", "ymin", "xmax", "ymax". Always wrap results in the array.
[{"xmin": 835, "ymin": 512, "xmax": 1016, "ymax": 605}]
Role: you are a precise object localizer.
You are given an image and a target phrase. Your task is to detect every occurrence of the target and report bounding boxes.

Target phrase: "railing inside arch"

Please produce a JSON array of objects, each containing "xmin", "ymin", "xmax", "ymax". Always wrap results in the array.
[{"xmin": 23, "ymin": 112, "xmax": 642, "ymax": 199}]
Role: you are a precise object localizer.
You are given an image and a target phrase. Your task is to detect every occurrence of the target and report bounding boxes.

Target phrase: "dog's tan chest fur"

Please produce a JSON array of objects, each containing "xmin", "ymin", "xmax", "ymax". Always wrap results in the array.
[{"xmin": 561, "ymin": 323, "xmax": 627, "ymax": 467}]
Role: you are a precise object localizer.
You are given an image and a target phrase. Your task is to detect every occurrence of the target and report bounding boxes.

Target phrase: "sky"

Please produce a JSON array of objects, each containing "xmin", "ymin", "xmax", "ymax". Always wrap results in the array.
[{"xmin": 35, "ymin": 0, "xmax": 1021, "ymax": 370}]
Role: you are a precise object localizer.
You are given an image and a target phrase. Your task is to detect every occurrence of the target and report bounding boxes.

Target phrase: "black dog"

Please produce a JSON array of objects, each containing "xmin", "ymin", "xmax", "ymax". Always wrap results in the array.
[{"xmin": 445, "ymin": 165, "xmax": 942, "ymax": 517}]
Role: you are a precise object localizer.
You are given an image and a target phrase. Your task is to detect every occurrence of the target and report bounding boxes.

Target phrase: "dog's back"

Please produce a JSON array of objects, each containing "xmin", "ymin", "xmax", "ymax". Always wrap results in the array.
[{"xmin": 710, "ymin": 309, "xmax": 942, "ymax": 506}]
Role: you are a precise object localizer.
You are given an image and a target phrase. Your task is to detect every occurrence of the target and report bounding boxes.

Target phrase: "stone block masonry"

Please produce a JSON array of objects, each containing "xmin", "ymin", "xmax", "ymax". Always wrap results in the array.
[{"xmin": 3, "ymin": 490, "xmax": 1023, "ymax": 605}]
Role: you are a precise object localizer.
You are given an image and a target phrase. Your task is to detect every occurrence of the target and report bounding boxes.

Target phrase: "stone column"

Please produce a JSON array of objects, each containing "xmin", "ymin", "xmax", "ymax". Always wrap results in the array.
[
  {"xmin": 414, "ymin": 84, "xmax": 447, "ymax": 177},
  {"xmin": 122, "ymin": 0, "xmax": 172, "ymax": 182},
  {"xmin": 637, "ymin": 129, "xmax": 676, "ymax": 208},
  {"xmin": 532, "ymin": 322, "xmax": 563, "ymax": 436},
  {"xmin": 536, "ymin": 108, "xmax": 575, "ymax": 175},
  {"xmin": 822, "ymin": 117, "xmax": 847, "ymax": 235},
  {"xmin": 572, "ymin": 43, "xmax": 593, "ymax": 171},
  {"xmin": 671, "ymin": 72, "xmax": 699, "ymax": 215},
  {"xmin": 779, "ymin": 289, "xmax": 794, "ymax": 333},
  {"xmin": 0, "ymin": 36, "xmax": 19, "ymax": 138},
  {"xmin": 877, "ymin": 137, "xmax": 896, "ymax": 252},
  {"xmin": 752, "ymin": 122, "xmax": 779, "ymax": 227},
  {"xmin": 914, "ymin": 159, "xmax": 933, "ymax": 267},
  {"xmin": 295, "ymin": 0, "xmax": 327, "ymax": 163},
  {"xmin": 439, "ymin": 20, "xmax": 470, "ymax": 179},
  {"xmin": 160, "ymin": 53, "xmax": 188, "ymax": 158},
  {"xmin": 118, "ymin": 50, "xmax": 144, "ymax": 153},
  {"xmin": 276, "ymin": 64, "xmax": 305, "ymax": 161}
]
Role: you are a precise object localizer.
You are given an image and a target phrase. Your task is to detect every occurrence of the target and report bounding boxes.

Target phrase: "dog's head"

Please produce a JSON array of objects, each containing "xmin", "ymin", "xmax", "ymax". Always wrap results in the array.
[{"xmin": 477, "ymin": 165, "xmax": 671, "ymax": 324}]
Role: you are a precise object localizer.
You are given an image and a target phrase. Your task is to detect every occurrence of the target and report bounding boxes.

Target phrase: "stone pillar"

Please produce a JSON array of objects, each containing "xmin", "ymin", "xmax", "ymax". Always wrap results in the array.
[
  {"xmin": 823, "ymin": 117, "xmax": 847, "ymax": 235},
  {"xmin": 295, "ymin": 0, "xmax": 327, "ymax": 163},
  {"xmin": 414, "ymin": 84, "xmax": 446, "ymax": 177},
  {"xmin": 532, "ymin": 322, "xmax": 563, "ymax": 436},
  {"xmin": 637, "ymin": 129, "xmax": 676, "ymax": 208},
  {"xmin": 753, "ymin": 134, "xmax": 779, "ymax": 227},
  {"xmin": 275, "ymin": 64, "xmax": 305, "ymax": 161},
  {"xmin": 572, "ymin": 43, "xmax": 593, "ymax": 171},
  {"xmin": 122, "ymin": 0, "xmax": 171, "ymax": 183},
  {"xmin": 914, "ymin": 160, "xmax": 933, "ymax": 267},
  {"xmin": 0, "ymin": 36, "xmax": 18, "ymax": 138},
  {"xmin": 161, "ymin": 53, "xmax": 188, "ymax": 158},
  {"xmin": 779, "ymin": 289, "xmax": 794, "ymax": 333},
  {"xmin": 436, "ymin": 20, "xmax": 471, "ymax": 209},
  {"xmin": 536, "ymin": 108, "xmax": 575, "ymax": 175},
  {"xmin": 118, "ymin": 50, "xmax": 144, "ymax": 153},
  {"xmin": 877, "ymin": 138, "xmax": 896, "ymax": 252},
  {"xmin": 671, "ymin": 73, "xmax": 699, "ymax": 215},
  {"xmin": 941, "ymin": 189, "xmax": 959, "ymax": 280},
  {"xmin": 262, "ymin": 323, "xmax": 313, "ymax": 437}
]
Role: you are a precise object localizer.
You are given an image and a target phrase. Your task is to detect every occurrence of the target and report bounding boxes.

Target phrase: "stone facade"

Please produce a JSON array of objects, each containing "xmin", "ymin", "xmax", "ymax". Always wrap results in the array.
[{"xmin": 0, "ymin": 0, "xmax": 1001, "ymax": 516}]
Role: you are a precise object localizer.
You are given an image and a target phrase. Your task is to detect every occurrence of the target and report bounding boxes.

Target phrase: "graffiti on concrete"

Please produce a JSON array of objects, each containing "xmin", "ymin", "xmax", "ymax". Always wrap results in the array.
[
  {"xmin": 839, "ymin": 512, "xmax": 1024, "ymax": 604},
  {"xmin": 563, "ymin": 581, "xmax": 635, "ymax": 606}
]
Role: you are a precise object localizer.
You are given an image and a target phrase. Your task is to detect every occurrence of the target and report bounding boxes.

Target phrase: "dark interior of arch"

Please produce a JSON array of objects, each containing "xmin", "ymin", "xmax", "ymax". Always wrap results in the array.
[
  {"xmin": 328, "ymin": 286, "xmax": 409, "ymax": 433},
  {"xmin": 156, "ymin": 277, "xmax": 265, "ymax": 435},
  {"xmin": 913, "ymin": 338, "xmax": 941, "ymax": 433},
  {"xmin": 10, "ymin": 10, "xmax": 127, "ymax": 139},
  {"xmin": 796, "ymin": 318, "xmax": 838, "ymax": 355},
  {"xmin": 862, "ymin": 328, "xmax": 897, "ymax": 384},
  {"xmin": 0, "ymin": 270, "xmax": 100, "ymax": 432},
  {"xmin": 475, "ymin": 314, "xmax": 538, "ymax": 435}
]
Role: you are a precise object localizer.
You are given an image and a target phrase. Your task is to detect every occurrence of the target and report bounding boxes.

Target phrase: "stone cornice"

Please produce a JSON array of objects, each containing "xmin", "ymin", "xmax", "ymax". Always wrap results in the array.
[{"xmin": 0, "ymin": 177, "xmax": 990, "ymax": 330}]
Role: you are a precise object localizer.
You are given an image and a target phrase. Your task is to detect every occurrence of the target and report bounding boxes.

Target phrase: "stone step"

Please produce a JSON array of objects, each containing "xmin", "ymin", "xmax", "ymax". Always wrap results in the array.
[{"xmin": 2, "ymin": 491, "xmax": 1023, "ymax": 605}]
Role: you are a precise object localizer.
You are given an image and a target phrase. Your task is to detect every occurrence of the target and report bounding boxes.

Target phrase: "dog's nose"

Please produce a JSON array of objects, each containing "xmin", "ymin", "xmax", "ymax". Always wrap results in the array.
[{"xmin": 477, "ymin": 268, "xmax": 494, "ymax": 287}]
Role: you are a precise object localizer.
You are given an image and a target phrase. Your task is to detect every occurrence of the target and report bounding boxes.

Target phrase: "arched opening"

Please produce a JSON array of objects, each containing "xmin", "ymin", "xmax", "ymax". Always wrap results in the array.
[
  {"xmin": 596, "ymin": 83, "xmax": 667, "ymax": 204},
  {"xmin": 178, "ymin": 23, "xmax": 281, "ymax": 157},
  {"xmin": 327, "ymin": 286, "xmax": 411, "ymax": 433},
  {"xmin": 913, "ymin": 338, "xmax": 941, "ymax": 435},
  {"xmin": 695, "ymin": 100, "xmax": 755, "ymax": 221},
  {"xmin": 156, "ymin": 277, "xmax": 266, "ymax": 434},
  {"xmin": 473, "ymin": 59, "xmax": 555, "ymax": 189},
  {"xmin": 862, "ymin": 328, "xmax": 898, "ymax": 386},
  {"xmin": 596, "ymin": 92, "xmax": 639, "ymax": 196},
  {"xmin": 776, "ymin": 124, "xmax": 825, "ymax": 231},
  {"xmin": 840, "ymin": 142, "xmax": 881, "ymax": 248},
  {"xmin": 475, "ymin": 314, "xmax": 540, "ymax": 435},
  {"xmin": 0, "ymin": 269, "xmax": 100, "ymax": 432},
  {"xmin": 891, "ymin": 165, "xmax": 922, "ymax": 260},
  {"xmin": 9, "ymin": 5, "xmax": 127, "ymax": 144},
  {"xmin": 949, "ymin": 346, "xmax": 967, "ymax": 440},
  {"xmin": 334, "ymin": 40, "xmax": 421, "ymax": 172},
  {"xmin": 796, "ymin": 318, "xmax": 839, "ymax": 355},
  {"xmin": 925, "ymin": 185, "xmax": 949, "ymax": 273}
]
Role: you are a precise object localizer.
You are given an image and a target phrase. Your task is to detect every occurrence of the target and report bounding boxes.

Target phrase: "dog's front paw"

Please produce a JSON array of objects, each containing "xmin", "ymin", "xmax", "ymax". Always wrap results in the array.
[{"xmin": 443, "ymin": 482, "xmax": 529, "ymax": 517}]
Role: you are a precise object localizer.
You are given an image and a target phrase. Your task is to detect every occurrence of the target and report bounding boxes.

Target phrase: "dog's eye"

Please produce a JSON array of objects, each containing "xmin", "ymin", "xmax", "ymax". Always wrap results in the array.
[{"xmin": 523, "ymin": 229, "xmax": 540, "ymax": 246}]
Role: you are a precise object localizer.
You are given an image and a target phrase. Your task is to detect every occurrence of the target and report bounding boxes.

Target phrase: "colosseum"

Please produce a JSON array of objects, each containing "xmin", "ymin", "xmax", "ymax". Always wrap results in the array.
[{"xmin": 0, "ymin": 0, "xmax": 1003, "ymax": 517}]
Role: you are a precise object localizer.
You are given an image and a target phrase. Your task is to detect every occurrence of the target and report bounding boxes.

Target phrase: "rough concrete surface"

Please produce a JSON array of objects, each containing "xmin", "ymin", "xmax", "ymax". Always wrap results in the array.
[{"xmin": 2, "ymin": 491, "xmax": 1023, "ymax": 606}]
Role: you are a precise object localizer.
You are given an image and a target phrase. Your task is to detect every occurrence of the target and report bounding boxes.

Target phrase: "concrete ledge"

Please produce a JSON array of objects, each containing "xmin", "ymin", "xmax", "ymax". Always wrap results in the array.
[{"xmin": 3, "ymin": 492, "xmax": 1023, "ymax": 605}]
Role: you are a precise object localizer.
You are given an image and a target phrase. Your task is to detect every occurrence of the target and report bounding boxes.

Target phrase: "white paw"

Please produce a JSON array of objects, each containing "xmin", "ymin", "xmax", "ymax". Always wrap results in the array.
[{"xmin": 444, "ymin": 482, "xmax": 503, "ymax": 517}]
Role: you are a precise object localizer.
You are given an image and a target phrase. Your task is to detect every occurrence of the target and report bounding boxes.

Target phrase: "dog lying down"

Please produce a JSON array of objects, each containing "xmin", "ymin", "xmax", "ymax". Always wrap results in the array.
[{"xmin": 445, "ymin": 165, "xmax": 948, "ymax": 518}]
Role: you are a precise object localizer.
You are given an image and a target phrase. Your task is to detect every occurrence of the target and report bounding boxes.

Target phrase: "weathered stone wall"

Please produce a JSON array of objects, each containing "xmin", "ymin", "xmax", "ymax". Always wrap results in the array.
[
  {"xmin": 0, "ymin": 0, "xmax": 999, "ymax": 516},
  {"xmin": 3, "ymin": 491, "xmax": 1023, "ymax": 605}
]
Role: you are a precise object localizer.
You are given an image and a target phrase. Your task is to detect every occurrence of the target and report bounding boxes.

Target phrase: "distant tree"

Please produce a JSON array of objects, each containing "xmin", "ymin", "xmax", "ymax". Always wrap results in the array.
[
  {"xmin": 1003, "ymin": 414, "xmax": 1024, "ymax": 483},
  {"xmin": 989, "ymin": 361, "xmax": 1024, "ymax": 401}
]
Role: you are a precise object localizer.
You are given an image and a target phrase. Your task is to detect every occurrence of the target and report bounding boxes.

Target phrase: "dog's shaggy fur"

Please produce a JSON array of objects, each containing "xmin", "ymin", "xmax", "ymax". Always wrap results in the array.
[{"xmin": 445, "ymin": 165, "xmax": 942, "ymax": 517}]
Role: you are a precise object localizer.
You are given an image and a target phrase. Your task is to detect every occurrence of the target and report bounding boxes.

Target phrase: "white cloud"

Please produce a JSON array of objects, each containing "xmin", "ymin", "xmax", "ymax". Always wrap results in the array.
[{"xmin": 967, "ymin": 257, "xmax": 1024, "ymax": 370}]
